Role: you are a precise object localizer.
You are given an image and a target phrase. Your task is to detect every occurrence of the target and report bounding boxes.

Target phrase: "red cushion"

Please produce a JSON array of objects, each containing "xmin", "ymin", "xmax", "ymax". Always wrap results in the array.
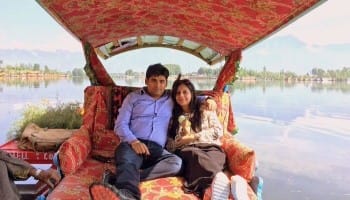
[
  {"xmin": 221, "ymin": 135, "xmax": 256, "ymax": 181},
  {"xmin": 90, "ymin": 87, "xmax": 120, "ymax": 158},
  {"xmin": 48, "ymin": 158, "xmax": 115, "ymax": 200},
  {"xmin": 59, "ymin": 126, "xmax": 91, "ymax": 174},
  {"xmin": 200, "ymin": 91, "xmax": 236, "ymax": 132}
]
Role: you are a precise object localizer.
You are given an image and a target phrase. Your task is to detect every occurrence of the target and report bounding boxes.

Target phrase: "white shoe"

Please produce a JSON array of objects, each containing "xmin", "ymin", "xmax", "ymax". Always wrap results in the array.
[
  {"xmin": 211, "ymin": 172, "xmax": 230, "ymax": 200},
  {"xmin": 231, "ymin": 175, "xmax": 249, "ymax": 200}
]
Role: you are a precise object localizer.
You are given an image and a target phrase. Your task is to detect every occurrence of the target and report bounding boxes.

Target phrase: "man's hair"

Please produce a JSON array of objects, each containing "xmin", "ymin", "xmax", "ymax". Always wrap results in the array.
[{"xmin": 146, "ymin": 63, "xmax": 169, "ymax": 79}]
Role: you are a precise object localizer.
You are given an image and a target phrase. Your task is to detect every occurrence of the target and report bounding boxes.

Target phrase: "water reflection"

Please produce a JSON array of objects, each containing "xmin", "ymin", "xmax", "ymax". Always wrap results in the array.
[
  {"xmin": 72, "ymin": 76, "xmax": 86, "ymax": 85},
  {"xmin": 1, "ymin": 77, "xmax": 350, "ymax": 94},
  {"xmin": 229, "ymin": 80, "xmax": 350, "ymax": 94},
  {"xmin": 0, "ymin": 78, "xmax": 349, "ymax": 199},
  {"xmin": 110, "ymin": 76, "xmax": 217, "ymax": 90},
  {"xmin": 0, "ymin": 77, "xmax": 66, "ymax": 88}
]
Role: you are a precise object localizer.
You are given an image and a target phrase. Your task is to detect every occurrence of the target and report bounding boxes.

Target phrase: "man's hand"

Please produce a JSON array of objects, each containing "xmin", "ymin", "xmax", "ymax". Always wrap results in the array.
[
  {"xmin": 205, "ymin": 98, "xmax": 217, "ymax": 111},
  {"xmin": 33, "ymin": 168, "xmax": 61, "ymax": 188},
  {"xmin": 130, "ymin": 140, "xmax": 150, "ymax": 156}
]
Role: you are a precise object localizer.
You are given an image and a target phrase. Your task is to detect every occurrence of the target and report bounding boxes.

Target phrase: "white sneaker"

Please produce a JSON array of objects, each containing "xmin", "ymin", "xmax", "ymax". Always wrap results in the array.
[
  {"xmin": 211, "ymin": 172, "xmax": 230, "ymax": 200},
  {"xmin": 231, "ymin": 175, "xmax": 249, "ymax": 200}
]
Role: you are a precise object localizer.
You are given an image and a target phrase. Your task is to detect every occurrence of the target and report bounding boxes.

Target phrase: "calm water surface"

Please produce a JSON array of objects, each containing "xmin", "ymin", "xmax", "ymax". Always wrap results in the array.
[{"xmin": 1, "ymin": 78, "xmax": 349, "ymax": 200}]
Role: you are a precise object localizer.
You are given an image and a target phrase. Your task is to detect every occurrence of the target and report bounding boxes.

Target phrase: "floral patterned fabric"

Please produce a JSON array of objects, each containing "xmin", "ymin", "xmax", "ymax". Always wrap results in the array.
[
  {"xmin": 38, "ymin": 0, "xmax": 322, "ymax": 56},
  {"xmin": 221, "ymin": 135, "xmax": 256, "ymax": 182},
  {"xmin": 110, "ymin": 86, "xmax": 139, "ymax": 128},
  {"xmin": 200, "ymin": 91, "xmax": 235, "ymax": 133},
  {"xmin": 49, "ymin": 158, "xmax": 199, "ymax": 200},
  {"xmin": 58, "ymin": 126, "xmax": 91, "ymax": 175},
  {"xmin": 48, "ymin": 158, "xmax": 115, "ymax": 200}
]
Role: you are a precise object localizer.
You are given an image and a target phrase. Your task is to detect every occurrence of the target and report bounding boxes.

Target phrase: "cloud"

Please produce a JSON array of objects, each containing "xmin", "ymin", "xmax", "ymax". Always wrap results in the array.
[
  {"xmin": 0, "ymin": 30, "xmax": 81, "ymax": 52},
  {"xmin": 39, "ymin": 33, "xmax": 82, "ymax": 52},
  {"xmin": 274, "ymin": 0, "xmax": 350, "ymax": 45}
]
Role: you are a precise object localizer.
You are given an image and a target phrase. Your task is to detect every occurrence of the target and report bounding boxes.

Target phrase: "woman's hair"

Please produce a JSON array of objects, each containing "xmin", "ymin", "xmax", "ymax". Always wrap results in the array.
[{"xmin": 168, "ymin": 74, "xmax": 202, "ymax": 138}]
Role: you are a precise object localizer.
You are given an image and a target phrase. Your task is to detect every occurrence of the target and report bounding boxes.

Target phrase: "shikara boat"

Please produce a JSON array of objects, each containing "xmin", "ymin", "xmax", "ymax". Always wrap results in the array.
[{"xmin": 1, "ymin": 0, "xmax": 326, "ymax": 199}]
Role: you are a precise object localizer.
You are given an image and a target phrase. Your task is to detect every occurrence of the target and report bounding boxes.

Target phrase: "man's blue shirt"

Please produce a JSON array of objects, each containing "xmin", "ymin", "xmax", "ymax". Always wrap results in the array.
[{"xmin": 114, "ymin": 88, "xmax": 173, "ymax": 147}]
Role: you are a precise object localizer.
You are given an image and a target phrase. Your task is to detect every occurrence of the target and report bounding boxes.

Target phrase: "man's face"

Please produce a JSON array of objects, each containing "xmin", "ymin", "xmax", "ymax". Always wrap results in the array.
[{"xmin": 145, "ymin": 75, "xmax": 167, "ymax": 99}]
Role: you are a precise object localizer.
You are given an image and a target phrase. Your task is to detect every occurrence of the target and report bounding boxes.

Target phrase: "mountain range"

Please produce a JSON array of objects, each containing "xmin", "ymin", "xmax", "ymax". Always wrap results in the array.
[
  {"xmin": 0, "ymin": 36, "xmax": 349, "ymax": 74},
  {"xmin": 0, "ymin": 49, "xmax": 85, "ymax": 72},
  {"xmin": 242, "ymin": 35, "xmax": 350, "ymax": 74}
]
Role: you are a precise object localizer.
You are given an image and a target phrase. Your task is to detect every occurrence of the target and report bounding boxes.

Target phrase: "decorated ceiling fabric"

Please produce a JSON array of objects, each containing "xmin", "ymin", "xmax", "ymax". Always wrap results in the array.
[{"xmin": 37, "ymin": 0, "xmax": 324, "ymax": 56}]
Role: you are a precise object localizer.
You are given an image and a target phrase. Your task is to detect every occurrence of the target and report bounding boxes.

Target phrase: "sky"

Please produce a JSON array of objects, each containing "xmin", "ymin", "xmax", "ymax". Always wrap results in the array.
[{"xmin": 0, "ymin": 0, "xmax": 349, "ymax": 74}]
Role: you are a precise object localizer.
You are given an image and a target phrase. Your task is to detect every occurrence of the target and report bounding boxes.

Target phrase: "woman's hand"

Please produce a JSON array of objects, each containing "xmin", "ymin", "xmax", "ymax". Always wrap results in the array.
[
  {"xmin": 175, "ymin": 134, "xmax": 198, "ymax": 148},
  {"xmin": 205, "ymin": 98, "xmax": 217, "ymax": 111}
]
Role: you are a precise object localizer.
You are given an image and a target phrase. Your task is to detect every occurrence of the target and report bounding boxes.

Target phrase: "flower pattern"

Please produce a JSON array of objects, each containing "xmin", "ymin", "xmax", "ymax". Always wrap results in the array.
[{"xmin": 39, "ymin": 0, "xmax": 321, "ymax": 56}]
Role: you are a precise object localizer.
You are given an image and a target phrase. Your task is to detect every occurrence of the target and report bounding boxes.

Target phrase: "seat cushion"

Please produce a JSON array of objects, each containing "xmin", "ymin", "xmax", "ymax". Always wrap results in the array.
[
  {"xmin": 49, "ymin": 158, "xmax": 198, "ymax": 200},
  {"xmin": 140, "ymin": 177, "xmax": 198, "ymax": 200},
  {"xmin": 48, "ymin": 158, "xmax": 115, "ymax": 200}
]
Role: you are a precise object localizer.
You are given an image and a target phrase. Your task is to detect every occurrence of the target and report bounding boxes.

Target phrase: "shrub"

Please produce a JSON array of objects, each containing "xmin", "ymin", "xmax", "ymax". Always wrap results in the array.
[{"xmin": 10, "ymin": 102, "xmax": 83, "ymax": 139}]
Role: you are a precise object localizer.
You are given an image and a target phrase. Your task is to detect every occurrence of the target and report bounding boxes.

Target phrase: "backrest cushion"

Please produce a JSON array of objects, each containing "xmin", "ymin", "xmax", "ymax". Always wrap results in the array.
[
  {"xmin": 200, "ymin": 91, "xmax": 236, "ymax": 133},
  {"xmin": 83, "ymin": 86, "xmax": 119, "ymax": 158},
  {"xmin": 110, "ymin": 86, "xmax": 139, "ymax": 129},
  {"xmin": 221, "ymin": 135, "xmax": 256, "ymax": 181}
]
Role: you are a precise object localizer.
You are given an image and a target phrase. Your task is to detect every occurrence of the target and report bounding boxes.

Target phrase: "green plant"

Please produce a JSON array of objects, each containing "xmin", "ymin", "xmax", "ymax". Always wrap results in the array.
[{"xmin": 10, "ymin": 102, "xmax": 83, "ymax": 139}]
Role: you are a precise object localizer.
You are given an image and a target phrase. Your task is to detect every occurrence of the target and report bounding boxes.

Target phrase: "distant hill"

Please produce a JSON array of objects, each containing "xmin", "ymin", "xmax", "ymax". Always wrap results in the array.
[
  {"xmin": 0, "ymin": 49, "xmax": 84, "ymax": 72},
  {"xmin": 242, "ymin": 35, "xmax": 350, "ymax": 74},
  {"xmin": 1, "ymin": 36, "xmax": 349, "ymax": 74}
]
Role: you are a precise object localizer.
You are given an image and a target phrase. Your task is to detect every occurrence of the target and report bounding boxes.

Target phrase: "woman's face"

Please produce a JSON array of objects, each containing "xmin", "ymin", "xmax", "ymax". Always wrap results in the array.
[{"xmin": 175, "ymin": 84, "xmax": 192, "ymax": 110}]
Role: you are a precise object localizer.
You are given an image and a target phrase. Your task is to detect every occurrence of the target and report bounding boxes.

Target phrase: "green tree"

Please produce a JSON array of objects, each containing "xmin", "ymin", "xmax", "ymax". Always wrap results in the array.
[
  {"xmin": 125, "ymin": 69, "xmax": 134, "ymax": 76},
  {"xmin": 198, "ymin": 67, "xmax": 205, "ymax": 75},
  {"xmin": 72, "ymin": 68, "xmax": 85, "ymax": 77},
  {"xmin": 197, "ymin": 67, "xmax": 218, "ymax": 76},
  {"xmin": 311, "ymin": 68, "xmax": 325, "ymax": 77},
  {"xmin": 33, "ymin": 63, "xmax": 41, "ymax": 71},
  {"xmin": 44, "ymin": 65, "xmax": 50, "ymax": 73},
  {"xmin": 164, "ymin": 64, "xmax": 181, "ymax": 75}
]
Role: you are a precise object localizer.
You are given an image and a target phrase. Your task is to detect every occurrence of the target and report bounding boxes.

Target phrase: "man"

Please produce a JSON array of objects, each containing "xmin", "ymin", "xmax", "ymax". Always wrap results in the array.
[
  {"xmin": 0, "ymin": 150, "xmax": 61, "ymax": 200},
  {"xmin": 89, "ymin": 63, "xmax": 216, "ymax": 200}
]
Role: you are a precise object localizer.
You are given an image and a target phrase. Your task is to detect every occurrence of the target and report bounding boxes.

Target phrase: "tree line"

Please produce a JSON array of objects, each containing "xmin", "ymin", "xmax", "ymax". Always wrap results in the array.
[
  {"xmin": 0, "ymin": 63, "xmax": 64, "ymax": 74},
  {"xmin": 122, "ymin": 64, "xmax": 222, "ymax": 76},
  {"xmin": 0, "ymin": 63, "xmax": 86, "ymax": 77},
  {"xmin": 1, "ymin": 61, "xmax": 349, "ymax": 81},
  {"xmin": 122, "ymin": 64, "xmax": 350, "ymax": 81},
  {"xmin": 237, "ymin": 66, "xmax": 350, "ymax": 81}
]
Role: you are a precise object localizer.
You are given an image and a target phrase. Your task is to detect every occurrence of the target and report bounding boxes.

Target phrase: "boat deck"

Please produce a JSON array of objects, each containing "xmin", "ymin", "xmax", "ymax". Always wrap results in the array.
[{"xmin": 0, "ymin": 139, "xmax": 55, "ymax": 164}]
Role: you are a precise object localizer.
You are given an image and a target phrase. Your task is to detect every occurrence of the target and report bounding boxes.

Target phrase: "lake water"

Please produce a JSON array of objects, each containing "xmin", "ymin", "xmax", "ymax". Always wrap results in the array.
[{"xmin": 1, "ymin": 78, "xmax": 349, "ymax": 200}]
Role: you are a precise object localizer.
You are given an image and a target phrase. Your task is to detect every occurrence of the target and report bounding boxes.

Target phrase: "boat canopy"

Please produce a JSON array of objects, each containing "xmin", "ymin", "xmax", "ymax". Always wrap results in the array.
[{"xmin": 36, "ymin": 0, "xmax": 325, "ymax": 90}]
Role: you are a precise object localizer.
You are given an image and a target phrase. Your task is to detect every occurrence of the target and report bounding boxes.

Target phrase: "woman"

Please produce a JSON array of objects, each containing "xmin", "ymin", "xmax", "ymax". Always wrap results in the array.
[
  {"xmin": 167, "ymin": 75, "xmax": 226, "ymax": 198},
  {"xmin": 167, "ymin": 75, "xmax": 250, "ymax": 200}
]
